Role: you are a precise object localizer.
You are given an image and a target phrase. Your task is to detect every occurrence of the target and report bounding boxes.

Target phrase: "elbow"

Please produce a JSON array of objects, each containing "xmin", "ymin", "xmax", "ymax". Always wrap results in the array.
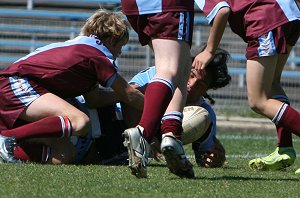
[
  {"xmin": 219, "ymin": 7, "xmax": 230, "ymax": 17},
  {"xmin": 122, "ymin": 90, "xmax": 138, "ymax": 103}
]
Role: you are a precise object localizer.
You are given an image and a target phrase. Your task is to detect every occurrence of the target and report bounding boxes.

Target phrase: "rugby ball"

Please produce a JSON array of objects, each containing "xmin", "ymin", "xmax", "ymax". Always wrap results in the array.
[{"xmin": 181, "ymin": 105, "xmax": 211, "ymax": 145}]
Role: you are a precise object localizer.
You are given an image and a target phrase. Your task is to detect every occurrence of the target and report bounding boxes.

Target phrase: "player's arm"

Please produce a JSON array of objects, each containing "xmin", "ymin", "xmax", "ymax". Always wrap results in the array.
[
  {"xmin": 110, "ymin": 73, "xmax": 144, "ymax": 111},
  {"xmin": 192, "ymin": 7, "xmax": 230, "ymax": 70},
  {"xmin": 84, "ymin": 84, "xmax": 120, "ymax": 108},
  {"xmin": 129, "ymin": 83, "xmax": 148, "ymax": 93}
]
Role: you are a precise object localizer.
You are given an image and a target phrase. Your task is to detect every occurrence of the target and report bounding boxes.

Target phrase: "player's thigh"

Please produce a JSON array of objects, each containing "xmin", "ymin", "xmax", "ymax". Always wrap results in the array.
[
  {"xmin": 270, "ymin": 45, "xmax": 293, "ymax": 95},
  {"xmin": 152, "ymin": 39, "xmax": 191, "ymax": 82},
  {"xmin": 246, "ymin": 56, "xmax": 278, "ymax": 101},
  {"xmin": 20, "ymin": 93, "xmax": 89, "ymax": 123},
  {"xmin": 246, "ymin": 56, "xmax": 286, "ymax": 117},
  {"xmin": 273, "ymin": 45, "xmax": 293, "ymax": 83}
]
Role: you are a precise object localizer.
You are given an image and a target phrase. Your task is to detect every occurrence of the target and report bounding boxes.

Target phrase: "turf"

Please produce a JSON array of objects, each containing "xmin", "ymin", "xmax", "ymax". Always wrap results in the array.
[{"xmin": 1, "ymin": 132, "xmax": 300, "ymax": 198}]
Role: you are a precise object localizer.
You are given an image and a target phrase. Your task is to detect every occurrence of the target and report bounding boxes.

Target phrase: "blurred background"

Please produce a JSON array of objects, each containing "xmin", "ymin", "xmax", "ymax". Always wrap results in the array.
[{"xmin": 0, "ymin": 0, "xmax": 299, "ymax": 118}]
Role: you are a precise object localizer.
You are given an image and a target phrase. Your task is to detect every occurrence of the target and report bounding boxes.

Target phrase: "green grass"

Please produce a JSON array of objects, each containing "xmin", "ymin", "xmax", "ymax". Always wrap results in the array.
[{"xmin": 1, "ymin": 132, "xmax": 300, "ymax": 198}]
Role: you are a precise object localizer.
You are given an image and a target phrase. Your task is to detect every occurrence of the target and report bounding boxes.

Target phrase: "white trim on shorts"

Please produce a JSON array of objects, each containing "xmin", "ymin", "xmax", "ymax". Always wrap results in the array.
[
  {"xmin": 9, "ymin": 76, "xmax": 40, "ymax": 106},
  {"xmin": 257, "ymin": 31, "xmax": 277, "ymax": 57}
]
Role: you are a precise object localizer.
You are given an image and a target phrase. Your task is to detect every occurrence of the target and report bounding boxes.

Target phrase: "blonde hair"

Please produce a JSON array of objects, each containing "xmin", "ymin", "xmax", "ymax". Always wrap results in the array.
[{"xmin": 80, "ymin": 9, "xmax": 130, "ymax": 45}]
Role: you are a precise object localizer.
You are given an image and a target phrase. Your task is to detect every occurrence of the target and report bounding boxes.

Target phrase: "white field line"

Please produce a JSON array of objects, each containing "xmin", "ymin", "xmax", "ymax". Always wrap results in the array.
[
  {"xmin": 187, "ymin": 153, "xmax": 300, "ymax": 160},
  {"xmin": 218, "ymin": 134, "xmax": 300, "ymax": 142},
  {"xmin": 186, "ymin": 134, "xmax": 300, "ymax": 159}
]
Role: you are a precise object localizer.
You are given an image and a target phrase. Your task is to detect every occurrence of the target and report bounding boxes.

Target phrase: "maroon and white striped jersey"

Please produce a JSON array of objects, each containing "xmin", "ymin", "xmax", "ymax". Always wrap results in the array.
[
  {"xmin": 0, "ymin": 35, "xmax": 118, "ymax": 98},
  {"xmin": 121, "ymin": 0, "xmax": 194, "ymax": 15},
  {"xmin": 195, "ymin": 0, "xmax": 300, "ymax": 41}
]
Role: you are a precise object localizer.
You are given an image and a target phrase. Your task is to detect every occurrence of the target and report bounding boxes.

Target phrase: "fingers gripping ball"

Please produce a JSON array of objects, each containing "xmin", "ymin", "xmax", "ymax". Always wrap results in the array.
[
  {"xmin": 196, "ymin": 137, "xmax": 226, "ymax": 168},
  {"xmin": 181, "ymin": 106, "xmax": 211, "ymax": 145}
]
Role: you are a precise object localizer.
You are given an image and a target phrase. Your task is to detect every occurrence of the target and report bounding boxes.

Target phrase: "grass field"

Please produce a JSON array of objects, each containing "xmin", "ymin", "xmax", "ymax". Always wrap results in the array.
[{"xmin": 1, "ymin": 132, "xmax": 300, "ymax": 198}]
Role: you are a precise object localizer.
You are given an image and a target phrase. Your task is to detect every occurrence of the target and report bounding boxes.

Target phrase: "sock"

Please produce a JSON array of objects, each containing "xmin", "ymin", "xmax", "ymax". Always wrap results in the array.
[
  {"xmin": 273, "ymin": 104, "xmax": 300, "ymax": 137},
  {"xmin": 139, "ymin": 78, "xmax": 173, "ymax": 143},
  {"xmin": 14, "ymin": 143, "xmax": 51, "ymax": 163},
  {"xmin": 161, "ymin": 111, "xmax": 183, "ymax": 140},
  {"xmin": 2, "ymin": 116, "xmax": 72, "ymax": 141},
  {"xmin": 272, "ymin": 95, "xmax": 293, "ymax": 147},
  {"xmin": 276, "ymin": 126, "xmax": 293, "ymax": 147}
]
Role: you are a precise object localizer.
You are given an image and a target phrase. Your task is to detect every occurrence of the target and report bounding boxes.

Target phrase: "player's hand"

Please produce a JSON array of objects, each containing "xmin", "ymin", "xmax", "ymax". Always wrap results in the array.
[
  {"xmin": 196, "ymin": 137, "xmax": 226, "ymax": 168},
  {"xmin": 192, "ymin": 50, "xmax": 214, "ymax": 70}
]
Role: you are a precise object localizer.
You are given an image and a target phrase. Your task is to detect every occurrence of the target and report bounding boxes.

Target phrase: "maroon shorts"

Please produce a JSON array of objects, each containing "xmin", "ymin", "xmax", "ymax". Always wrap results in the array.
[
  {"xmin": 0, "ymin": 76, "xmax": 48, "ymax": 130},
  {"xmin": 246, "ymin": 20, "xmax": 300, "ymax": 60},
  {"xmin": 126, "ymin": 11, "xmax": 194, "ymax": 46}
]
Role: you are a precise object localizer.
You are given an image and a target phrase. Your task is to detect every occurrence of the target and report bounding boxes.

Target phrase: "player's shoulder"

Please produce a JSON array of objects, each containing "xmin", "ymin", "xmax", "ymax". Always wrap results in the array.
[
  {"xmin": 71, "ymin": 36, "xmax": 115, "ymax": 59},
  {"xmin": 129, "ymin": 66, "xmax": 156, "ymax": 86}
]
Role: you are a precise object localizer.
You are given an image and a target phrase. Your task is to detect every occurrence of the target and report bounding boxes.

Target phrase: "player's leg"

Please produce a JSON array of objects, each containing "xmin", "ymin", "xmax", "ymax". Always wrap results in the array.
[
  {"xmin": 271, "ymin": 44, "xmax": 294, "ymax": 149},
  {"xmin": 43, "ymin": 138, "xmax": 76, "ymax": 164},
  {"xmin": 246, "ymin": 56, "xmax": 282, "ymax": 118},
  {"xmin": 249, "ymin": 57, "xmax": 295, "ymax": 170},
  {"xmin": 14, "ymin": 138, "xmax": 76, "ymax": 164},
  {"xmin": 14, "ymin": 143, "xmax": 48, "ymax": 163},
  {"xmin": 0, "ymin": 92, "xmax": 89, "ymax": 163},
  {"xmin": 156, "ymin": 38, "xmax": 194, "ymax": 178},
  {"xmin": 123, "ymin": 11, "xmax": 194, "ymax": 178},
  {"xmin": 247, "ymin": 55, "xmax": 290, "ymax": 170},
  {"xmin": 123, "ymin": 39, "xmax": 178, "ymax": 178},
  {"xmin": 2, "ymin": 93, "xmax": 90, "ymax": 140},
  {"xmin": 247, "ymin": 49, "xmax": 298, "ymax": 170}
]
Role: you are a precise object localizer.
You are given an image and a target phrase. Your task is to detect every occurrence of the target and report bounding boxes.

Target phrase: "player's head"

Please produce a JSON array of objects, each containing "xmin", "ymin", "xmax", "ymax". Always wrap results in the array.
[
  {"xmin": 186, "ymin": 46, "xmax": 231, "ymax": 104},
  {"xmin": 80, "ymin": 9, "xmax": 131, "ymax": 57}
]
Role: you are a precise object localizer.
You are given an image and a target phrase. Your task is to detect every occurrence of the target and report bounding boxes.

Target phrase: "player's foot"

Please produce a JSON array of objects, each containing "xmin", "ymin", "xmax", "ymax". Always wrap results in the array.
[
  {"xmin": 0, "ymin": 135, "xmax": 21, "ymax": 164},
  {"xmin": 161, "ymin": 132, "xmax": 195, "ymax": 178},
  {"xmin": 123, "ymin": 125, "xmax": 150, "ymax": 178},
  {"xmin": 249, "ymin": 147, "xmax": 296, "ymax": 170},
  {"xmin": 295, "ymin": 168, "xmax": 300, "ymax": 174}
]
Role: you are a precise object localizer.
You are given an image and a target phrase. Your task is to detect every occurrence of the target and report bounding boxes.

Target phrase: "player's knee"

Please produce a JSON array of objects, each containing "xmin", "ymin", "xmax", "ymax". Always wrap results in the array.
[
  {"xmin": 247, "ymin": 97, "xmax": 264, "ymax": 114},
  {"xmin": 69, "ymin": 113, "xmax": 90, "ymax": 137}
]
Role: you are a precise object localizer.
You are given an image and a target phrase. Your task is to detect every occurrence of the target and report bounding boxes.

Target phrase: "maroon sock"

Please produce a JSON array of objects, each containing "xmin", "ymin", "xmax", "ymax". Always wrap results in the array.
[
  {"xmin": 161, "ymin": 118, "xmax": 183, "ymax": 140},
  {"xmin": 2, "ymin": 116, "xmax": 72, "ymax": 141},
  {"xmin": 276, "ymin": 126, "xmax": 293, "ymax": 147},
  {"xmin": 14, "ymin": 143, "xmax": 50, "ymax": 163},
  {"xmin": 275, "ymin": 104, "xmax": 300, "ymax": 137},
  {"xmin": 272, "ymin": 96, "xmax": 293, "ymax": 147},
  {"xmin": 139, "ymin": 81, "xmax": 173, "ymax": 143}
]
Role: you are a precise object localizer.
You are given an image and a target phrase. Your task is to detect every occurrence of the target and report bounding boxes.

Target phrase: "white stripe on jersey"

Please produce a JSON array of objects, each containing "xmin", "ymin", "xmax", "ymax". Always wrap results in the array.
[
  {"xmin": 14, "ymin": 36, "xmax": 116, "ymax": 68},
  {"xmin": 276, "ymin": 0, "xmax": 300, "ymax": 21},
  {"xmin": 194, "ymin": 0, "xmax": 205, "ymax": 10},
  {"xmin": 206, "ymin": 1, "xmax": 230, "ymax": 24},
  {"xmin": 136, "ymin": 0, "xmax": 162, "ymax": 15}
]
